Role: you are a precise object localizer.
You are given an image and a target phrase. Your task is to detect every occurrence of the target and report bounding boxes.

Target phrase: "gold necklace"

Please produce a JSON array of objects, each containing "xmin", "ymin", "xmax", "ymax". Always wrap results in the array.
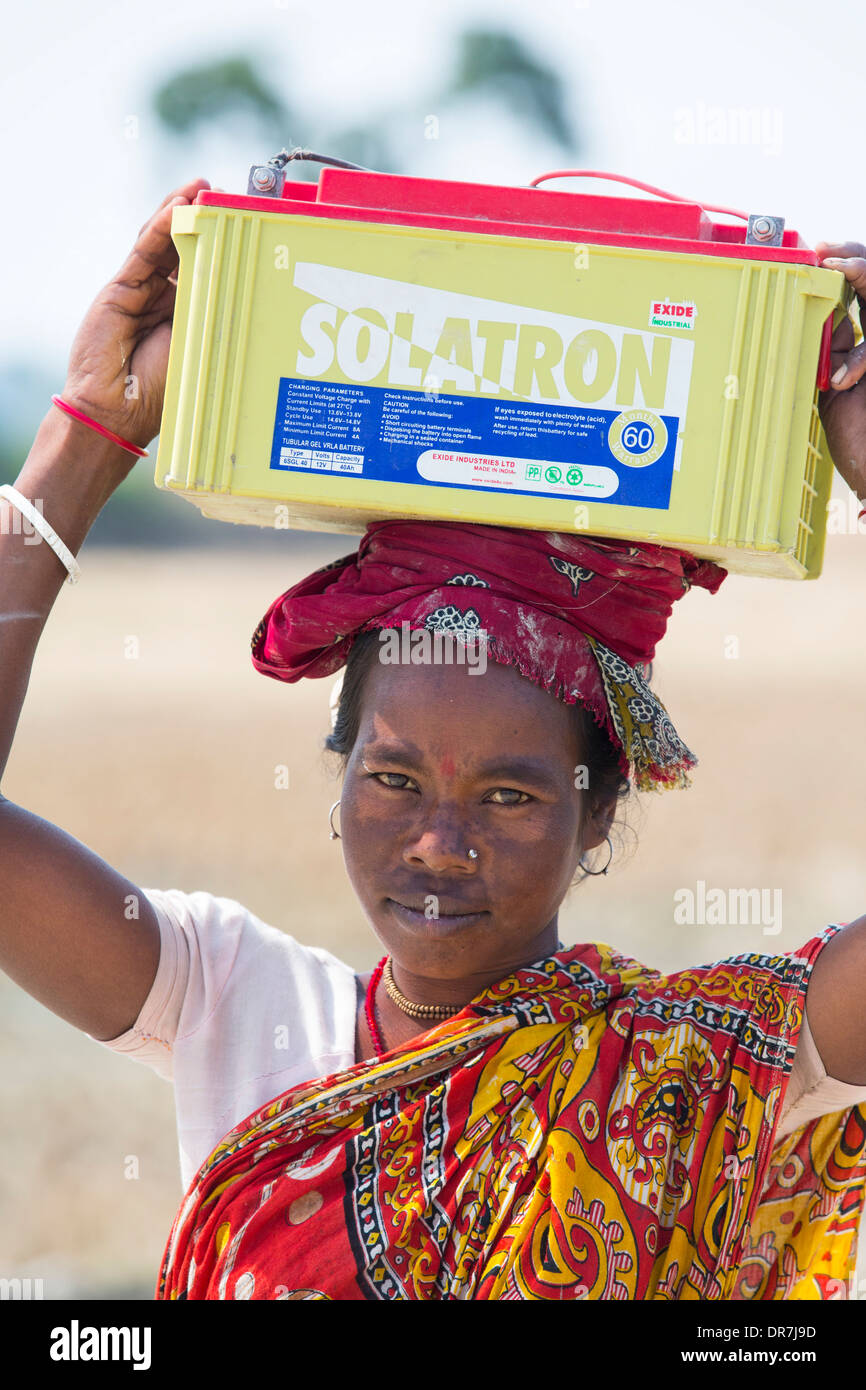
[{"xmin": 383, "ymin": 957, "xmax": 463, "ymax": 1020}]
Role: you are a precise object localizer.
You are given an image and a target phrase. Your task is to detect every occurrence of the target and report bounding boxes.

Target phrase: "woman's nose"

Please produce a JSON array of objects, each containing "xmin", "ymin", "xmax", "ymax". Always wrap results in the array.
[{"xmin": 403, "ymin": 808, "xmax": 479, "ymax": 870}]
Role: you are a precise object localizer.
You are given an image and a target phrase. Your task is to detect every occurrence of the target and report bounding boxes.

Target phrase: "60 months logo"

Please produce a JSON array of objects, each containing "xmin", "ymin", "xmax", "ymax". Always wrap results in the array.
[{"xmin": 608, "ymin": 410, "xmax": 668, "ymax": 468}]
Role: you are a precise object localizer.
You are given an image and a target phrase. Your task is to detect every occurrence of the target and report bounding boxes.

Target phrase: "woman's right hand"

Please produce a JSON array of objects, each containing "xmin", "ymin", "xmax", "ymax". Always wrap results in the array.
[{"xmin": 60, "ymin": 177, "xmax": 212, "ymax": 451}]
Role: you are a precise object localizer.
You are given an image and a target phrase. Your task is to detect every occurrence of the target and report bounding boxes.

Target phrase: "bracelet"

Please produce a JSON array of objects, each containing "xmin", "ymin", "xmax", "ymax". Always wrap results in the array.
[
  {"xmin": 0, "ymin": 485, "xmax": 81, "ymax": 585},
  {"xmin": 50, "ymin": 395, "xmax": 149, "ymax": 458}
]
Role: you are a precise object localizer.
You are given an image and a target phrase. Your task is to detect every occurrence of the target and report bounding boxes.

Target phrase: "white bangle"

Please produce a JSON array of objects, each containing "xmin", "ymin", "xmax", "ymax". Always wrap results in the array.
[{"xmin": 0, "ymin": 485, "xmax": 81, "ymax": 585}]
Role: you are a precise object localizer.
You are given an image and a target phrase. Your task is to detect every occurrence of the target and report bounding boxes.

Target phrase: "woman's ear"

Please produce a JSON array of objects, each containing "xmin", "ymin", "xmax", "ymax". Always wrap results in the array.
[{"xmin": 581, "ymin": 795, "xmax": 617, "ymax": 852}]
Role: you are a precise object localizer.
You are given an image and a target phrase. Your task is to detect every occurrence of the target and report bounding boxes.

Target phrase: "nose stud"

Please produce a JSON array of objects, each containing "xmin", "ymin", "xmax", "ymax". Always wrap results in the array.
[{"xmin": 467, "ymin": 848, "xmax": 478, "ymax": 860}]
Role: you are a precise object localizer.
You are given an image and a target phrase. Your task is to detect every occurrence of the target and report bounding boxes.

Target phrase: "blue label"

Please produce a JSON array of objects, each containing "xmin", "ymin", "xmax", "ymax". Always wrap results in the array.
[{"xmin": 270, "ymin": 378, "xmax": 677, "ymax": 510}]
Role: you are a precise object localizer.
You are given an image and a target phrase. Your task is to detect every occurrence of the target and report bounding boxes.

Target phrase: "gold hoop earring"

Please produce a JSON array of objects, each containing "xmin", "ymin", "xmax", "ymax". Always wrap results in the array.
[
  {"xmin": 578, "ymin": 834, "xmax": 613, "ymax": 876},
  {"xmin": 329, "ymin": 800, "xmax": 341, "ymax": 840}
]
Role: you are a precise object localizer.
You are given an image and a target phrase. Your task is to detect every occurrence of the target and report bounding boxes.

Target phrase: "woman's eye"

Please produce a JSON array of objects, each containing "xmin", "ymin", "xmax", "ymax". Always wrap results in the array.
[
  {"xmin": 486, "ymin": 788, "xmax": 531, "ymax": 806},
  {"xmin": 367, "ymin": 774, "xmax": 530, "ymax": 804}
]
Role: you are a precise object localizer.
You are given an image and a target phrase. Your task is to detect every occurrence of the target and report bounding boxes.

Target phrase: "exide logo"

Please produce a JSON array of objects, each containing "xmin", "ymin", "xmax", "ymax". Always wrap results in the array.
[
  {"xmin": 652, "ymin": 302, "xmax": 694, "ymax": 318},
  {"xmin": 649, "ymin": 298, "xmax": 697, "ymax": 331}
]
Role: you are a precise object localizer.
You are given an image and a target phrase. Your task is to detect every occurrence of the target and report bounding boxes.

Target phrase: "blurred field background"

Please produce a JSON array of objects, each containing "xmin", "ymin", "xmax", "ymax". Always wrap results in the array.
[{"xmin": 2, "ymin": 0, "xmax": 866, "ymax": 1299}]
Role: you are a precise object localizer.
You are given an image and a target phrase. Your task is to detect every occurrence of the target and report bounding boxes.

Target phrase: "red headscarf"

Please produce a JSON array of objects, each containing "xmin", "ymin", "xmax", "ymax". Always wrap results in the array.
[{"xmin": 250, "ymin": 521, "xmax": 727, "ymax": 791}]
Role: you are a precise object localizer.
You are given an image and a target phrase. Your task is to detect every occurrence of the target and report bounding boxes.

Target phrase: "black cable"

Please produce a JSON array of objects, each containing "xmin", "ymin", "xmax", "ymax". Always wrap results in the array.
[{"xmin": 265, "ymin": 147, "xmax": 373, "ymax": 173}]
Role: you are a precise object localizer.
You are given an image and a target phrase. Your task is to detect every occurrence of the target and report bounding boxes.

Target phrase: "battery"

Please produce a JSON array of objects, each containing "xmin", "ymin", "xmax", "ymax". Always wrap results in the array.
[{"xmin": 154, "ymin": 168, "xmax": 852, "ymax": 578}]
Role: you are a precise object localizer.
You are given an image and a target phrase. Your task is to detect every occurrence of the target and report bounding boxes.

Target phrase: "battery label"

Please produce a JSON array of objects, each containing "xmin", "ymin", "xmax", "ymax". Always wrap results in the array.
[
  {"xmin": 271, "ymin": 379, "xmax": 678, "ymax": 508},
  {"xmin": 269, "ymin": 260, "xmax": 695, "ymax": 510}
]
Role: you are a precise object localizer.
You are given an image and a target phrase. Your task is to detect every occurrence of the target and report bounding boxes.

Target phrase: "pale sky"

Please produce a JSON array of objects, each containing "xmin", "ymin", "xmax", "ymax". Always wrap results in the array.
[{"xmin": 1, "ymin": 0, "xmax": 864, "ymax": 375}]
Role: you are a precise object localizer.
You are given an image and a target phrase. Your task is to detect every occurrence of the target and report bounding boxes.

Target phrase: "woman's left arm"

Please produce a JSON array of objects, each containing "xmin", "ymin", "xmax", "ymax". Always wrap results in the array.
[{"xmin": 794, "ymin": 241, "xmax": 866, "ymax": 1085}]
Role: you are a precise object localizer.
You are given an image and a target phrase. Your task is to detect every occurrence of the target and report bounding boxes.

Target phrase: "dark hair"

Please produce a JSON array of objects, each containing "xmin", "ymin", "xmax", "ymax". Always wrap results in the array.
[{"xmin": 323, "ymin": 628, "xmax": 635, "ymax": 883}]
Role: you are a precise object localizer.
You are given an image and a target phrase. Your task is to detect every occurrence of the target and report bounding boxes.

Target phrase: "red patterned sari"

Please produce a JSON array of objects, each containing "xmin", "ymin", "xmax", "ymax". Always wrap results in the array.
[{"xmin": 157, "ymin": 927, "xmax": 866, "ymax": 1300}]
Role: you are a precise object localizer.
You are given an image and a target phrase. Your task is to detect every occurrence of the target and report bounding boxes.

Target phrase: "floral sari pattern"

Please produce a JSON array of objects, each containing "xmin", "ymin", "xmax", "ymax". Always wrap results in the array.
[{"xmin": 157, "ymin": 927, "xmax": 866, "ymax": 1300}]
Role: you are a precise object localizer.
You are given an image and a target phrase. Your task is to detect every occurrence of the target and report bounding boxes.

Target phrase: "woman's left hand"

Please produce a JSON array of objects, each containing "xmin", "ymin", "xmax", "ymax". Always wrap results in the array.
[{"xmin": 815, "ymin": 241, "xmax": 866, "ymax": 499}]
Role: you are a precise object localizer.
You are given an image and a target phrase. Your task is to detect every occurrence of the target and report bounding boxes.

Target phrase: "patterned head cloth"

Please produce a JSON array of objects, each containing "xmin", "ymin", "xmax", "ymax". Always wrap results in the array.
[{"xmin": 250, "ymin": 520, "xmax": 727, "ymax": 792}]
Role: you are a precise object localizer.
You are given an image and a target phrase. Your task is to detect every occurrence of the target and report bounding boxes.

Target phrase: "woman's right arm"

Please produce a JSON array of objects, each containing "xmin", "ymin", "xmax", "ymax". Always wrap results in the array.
[{"xmin": 0, "ymin": 176, "xmax": 211, "ymax": 1042}]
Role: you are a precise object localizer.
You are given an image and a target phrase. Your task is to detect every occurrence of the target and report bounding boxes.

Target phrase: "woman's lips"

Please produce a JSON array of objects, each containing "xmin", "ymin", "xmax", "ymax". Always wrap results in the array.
[{"xmin": 387, "ymin": 898, "xmax": 489, "ymax": 929}]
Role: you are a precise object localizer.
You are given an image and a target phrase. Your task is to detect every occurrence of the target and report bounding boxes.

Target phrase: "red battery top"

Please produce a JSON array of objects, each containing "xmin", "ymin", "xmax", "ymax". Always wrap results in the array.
[{"xmin": 197, "ymin": 167, "xmax": 818, "ymax": 265}]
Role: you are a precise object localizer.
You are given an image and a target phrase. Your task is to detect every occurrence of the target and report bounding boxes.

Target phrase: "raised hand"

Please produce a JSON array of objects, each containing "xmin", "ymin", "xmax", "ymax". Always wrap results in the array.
[
  {"xmin": 815, "ymin": 241, "xmax": 866, "ymax": 501},
  {"xmin": 61, "ymin": 177, "xmax": 212, "ymax": 451}
]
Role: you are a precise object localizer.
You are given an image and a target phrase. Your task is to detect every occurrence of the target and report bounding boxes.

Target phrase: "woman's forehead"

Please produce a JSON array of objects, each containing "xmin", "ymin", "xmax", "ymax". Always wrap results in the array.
[{"xmin": 358, "ymin": 656, "xmax": 579, "ymax": 756}]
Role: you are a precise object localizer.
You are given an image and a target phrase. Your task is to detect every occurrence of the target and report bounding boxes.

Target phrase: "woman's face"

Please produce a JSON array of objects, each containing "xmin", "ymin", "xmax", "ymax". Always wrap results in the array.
[{"xmin": 339, "ymin": 647, "xmax": 608, "ymax": 990}]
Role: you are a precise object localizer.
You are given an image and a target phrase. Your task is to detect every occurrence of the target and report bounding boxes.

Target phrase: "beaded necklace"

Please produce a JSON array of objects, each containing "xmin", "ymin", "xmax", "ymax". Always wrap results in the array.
[
  {"xmin": 365, "ymin": 946, "xmax": 565, "ymax": 1058},
  {"xmin": 364, "ymin": 956, "xmax": 387, "ymax": 1058},
  {"xmin": 364, "ymin": 954, "xmax": 461, "ymax": 1058}
]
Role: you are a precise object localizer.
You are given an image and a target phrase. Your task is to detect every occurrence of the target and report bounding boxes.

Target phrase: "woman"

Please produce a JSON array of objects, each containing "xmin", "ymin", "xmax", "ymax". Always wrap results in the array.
[{"xmin": 2, "ymin": 178, "xmax": 866, "ymax": 1301}]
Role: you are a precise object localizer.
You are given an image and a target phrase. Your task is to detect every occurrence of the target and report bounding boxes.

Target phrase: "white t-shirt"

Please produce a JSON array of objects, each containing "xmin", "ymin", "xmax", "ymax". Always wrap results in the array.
[{"xmin": 90, "ymin": 888, "xmax": 866, "ymax": 1194}]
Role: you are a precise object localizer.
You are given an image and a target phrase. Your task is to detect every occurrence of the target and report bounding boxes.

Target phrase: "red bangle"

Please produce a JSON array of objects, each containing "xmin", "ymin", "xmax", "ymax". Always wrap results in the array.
[
  {"xmin": 51, "ymin": 395, "xmax": 149, "ymax": 458},
  {"xmin": 859, "ymin": 507, "xmax": 866, "ymax": 521}
]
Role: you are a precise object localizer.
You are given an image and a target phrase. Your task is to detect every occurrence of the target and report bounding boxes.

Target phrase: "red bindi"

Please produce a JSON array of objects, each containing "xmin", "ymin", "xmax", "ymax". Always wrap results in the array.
[{"xmin": 440, "ymin": 754, "xmax": 455, "ymax": 778}]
